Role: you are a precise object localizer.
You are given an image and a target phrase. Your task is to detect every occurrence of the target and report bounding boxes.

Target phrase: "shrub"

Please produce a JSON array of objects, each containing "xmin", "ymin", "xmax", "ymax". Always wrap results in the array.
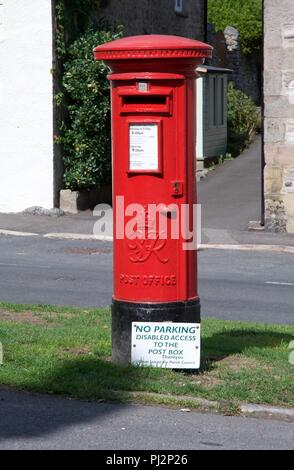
[
  {"xmin": 59, "ymin": 27, "xmax": 122, "ymax": 191},
  {"xmin": 208, "ymin": 0, "xmax": 262, "ymax": 54},
  {"xmin": 227, "ymin": 82, "xmax": 259, "ymax": 156}
]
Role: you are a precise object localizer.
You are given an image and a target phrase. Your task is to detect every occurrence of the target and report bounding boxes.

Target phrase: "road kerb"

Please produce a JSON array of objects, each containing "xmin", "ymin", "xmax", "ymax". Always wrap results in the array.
[
  {"xmin": 1, "ymin": 229, "xmax": 294, "ymax": 254},
  {"xmin": 0, "ymin": 229, "xmax": 39, "ymax": 238},
  {"xmin": 43, "ymin": 236, "xmax": 294, "ymax": 253},
  {"xmin": 43, "ymin": 232, "xmax": 113, "ymax": 242},
  {"xmin": 111, "ymin": 391, "xmax": 294, "ymax": 422},
  {"xmin": 199, "ymin": 243, "xmax": 294, "ymax": 254},
  {"xmin": 240, "ymin": 404, "xmax": 294, "ymax": 422}
]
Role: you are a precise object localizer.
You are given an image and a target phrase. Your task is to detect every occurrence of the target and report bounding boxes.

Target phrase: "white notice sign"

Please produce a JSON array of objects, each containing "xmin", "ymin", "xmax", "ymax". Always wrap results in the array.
[
  {"xmin": 129, "ymin": 124, "xmax": 158, "ymax": 171},
  {"xmin": 131, "ymin": 322, "xmax": 201, "ymax": 369}
]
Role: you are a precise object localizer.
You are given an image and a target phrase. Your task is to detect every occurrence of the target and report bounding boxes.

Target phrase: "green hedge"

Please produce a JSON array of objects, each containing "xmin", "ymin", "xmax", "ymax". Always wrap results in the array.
[
  {"xmin": 227, "ymin": 82, "xmax": 259, "ymax": 156},
  {"xmin": 59, "ymin": 28, "xmax": 122, "ymax": 191}
]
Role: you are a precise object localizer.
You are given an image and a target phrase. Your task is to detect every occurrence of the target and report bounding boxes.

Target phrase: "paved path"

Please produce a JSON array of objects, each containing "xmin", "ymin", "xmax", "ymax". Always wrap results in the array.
[
  {"xmin": 198, "ymin": 136, "xmax": 262, "ymax": 234},
  {"xmin": 0, "ymin": 210, "xmax": 97, "ymax": 235},
  {"xmin": 197, "ymin": 135, "xmax": 291, "ymax": 245},
  {"xmin": 0, "ymin": 236, "xmax": 293, "ymax": 324},
  {"xmin": 0, "ymin": 388, "xmax": 293, "ymax": 450}
]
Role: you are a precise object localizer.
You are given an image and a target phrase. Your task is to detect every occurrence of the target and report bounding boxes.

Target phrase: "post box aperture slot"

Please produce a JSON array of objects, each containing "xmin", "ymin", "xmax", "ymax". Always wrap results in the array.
[
  {"xmin": 124, "ymin": 95, "xmax": 167, "ymax": 105},
  {"xmin": 120, "ymin": 91, "xmax": 172, "ymax": 115},
  {"xmin": 128, "ymin": 120, "xmax": 163, "ymax": 175}
]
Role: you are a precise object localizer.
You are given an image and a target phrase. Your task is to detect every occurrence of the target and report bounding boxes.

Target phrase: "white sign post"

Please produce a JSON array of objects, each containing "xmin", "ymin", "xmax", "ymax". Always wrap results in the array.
[
  {"xmin": 129, "ymin": 124, "xmax": 158, "ymax": 171},
  {"xmin": 131, "ymin": 322, "xmax": 201, "ymax": 369}
]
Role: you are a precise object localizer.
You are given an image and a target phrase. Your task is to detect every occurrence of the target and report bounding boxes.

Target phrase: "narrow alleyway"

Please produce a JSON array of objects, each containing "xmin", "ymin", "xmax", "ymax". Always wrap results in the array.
[{"xmin": 198, "ymin": 136, "xmax": 262, "ymax": 243}]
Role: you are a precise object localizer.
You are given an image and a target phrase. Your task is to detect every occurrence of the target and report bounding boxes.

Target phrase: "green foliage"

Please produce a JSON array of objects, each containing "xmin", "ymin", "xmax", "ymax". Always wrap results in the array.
[
  {"xmin": 54, "ymin": 1, "xmax": 122, "ymax": 191},
  {"xmin": 55, "ymin": 0, "xmax": 100, "ymax": 58},
  {"xmin": 59, "ymin": 28, "xmax": 122, "ymax": 191},
  {"xmin": 227, "ymin": 82, "xmax": 259, "ymax": 156},
  {"xmin": 208, "ymin": 0, "xmax": 262, "ymax": 54}
]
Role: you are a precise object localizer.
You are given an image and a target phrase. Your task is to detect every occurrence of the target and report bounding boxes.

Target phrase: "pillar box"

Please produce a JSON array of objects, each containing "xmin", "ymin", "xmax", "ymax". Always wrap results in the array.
[{"xmin": 94, "ymin": 35, "xmax": 212, "ymax": 364}]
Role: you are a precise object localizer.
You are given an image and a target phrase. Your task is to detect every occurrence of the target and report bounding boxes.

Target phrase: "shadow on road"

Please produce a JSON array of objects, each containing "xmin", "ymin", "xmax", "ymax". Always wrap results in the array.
[{"xmin": 0, "ymin": 385, "xmax": 128, "ymax": 441}]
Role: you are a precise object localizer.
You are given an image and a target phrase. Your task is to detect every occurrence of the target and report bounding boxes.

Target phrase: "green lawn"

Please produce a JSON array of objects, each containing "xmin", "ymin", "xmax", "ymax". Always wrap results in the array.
[{"xmin": 0, "ymin": 302, "xmax": 293, "ymax": 412}]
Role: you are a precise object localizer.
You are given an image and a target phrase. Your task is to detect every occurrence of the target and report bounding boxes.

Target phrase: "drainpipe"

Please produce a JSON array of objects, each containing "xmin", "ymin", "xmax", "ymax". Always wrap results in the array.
[
  {"xmin": 261, "ymin": 0, "xmax": 265, "ymax": 226},
  {"xmin": 204, "ymin": 0, "xmax": 208, "ymax": 43}
]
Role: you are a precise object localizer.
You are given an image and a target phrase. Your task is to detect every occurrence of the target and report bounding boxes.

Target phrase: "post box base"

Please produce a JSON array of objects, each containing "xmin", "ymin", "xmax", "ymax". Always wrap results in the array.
[{"xmin": 111, "ymin": 299, "xmax": 201, "ymax": 364}]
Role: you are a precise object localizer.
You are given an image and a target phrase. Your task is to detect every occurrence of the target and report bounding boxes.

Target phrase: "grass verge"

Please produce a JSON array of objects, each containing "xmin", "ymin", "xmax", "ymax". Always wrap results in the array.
[{"xmin": 0, "ymin": 302, "xmax": 293, "ymax": 412}]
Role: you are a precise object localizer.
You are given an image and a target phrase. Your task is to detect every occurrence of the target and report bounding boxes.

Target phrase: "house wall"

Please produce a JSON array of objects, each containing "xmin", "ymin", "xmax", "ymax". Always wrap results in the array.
[
  {"xmin": 264, "ymin": 0, "xmax": 294, "ymax": 232},
  {"xmin": 0, "ymin": 0, "xmax": 54, "ymax": 212},
  {"xmin": 203, "ymin": 74, "xmax": 228, "ymax": 159},
  {"xmin": 96, "ymin": 0, "xmax": 205, "ymax": 40}
]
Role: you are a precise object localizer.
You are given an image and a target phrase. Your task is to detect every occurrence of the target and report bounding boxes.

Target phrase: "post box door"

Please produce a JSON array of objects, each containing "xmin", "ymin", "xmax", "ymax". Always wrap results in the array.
[{"xmin": 112, "ymin": 80, "xmax": 196, "ymax": 303}]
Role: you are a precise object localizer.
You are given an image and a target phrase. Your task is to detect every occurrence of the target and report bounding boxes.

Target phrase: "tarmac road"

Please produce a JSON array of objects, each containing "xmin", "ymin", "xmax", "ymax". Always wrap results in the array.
[
  {"xmin": 0, "ymin": 235, "xmax": 293, "ymax": 325},
  {"xmin": 0, "ymin": 388, "xmax": 293, "ymax": 450}
]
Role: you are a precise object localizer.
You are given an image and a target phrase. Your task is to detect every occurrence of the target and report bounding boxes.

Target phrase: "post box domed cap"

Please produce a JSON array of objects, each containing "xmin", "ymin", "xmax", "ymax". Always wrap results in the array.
[{"xmin": 94, "ymin": 34, "xmax": 213, "ymax": 60}]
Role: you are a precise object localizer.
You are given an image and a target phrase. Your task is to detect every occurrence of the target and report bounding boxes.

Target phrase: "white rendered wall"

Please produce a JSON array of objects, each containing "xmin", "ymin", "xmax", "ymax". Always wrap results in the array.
[
  {"xmin": 196, "ymin": 77, "xmax": 204, "ymax": 161},
  {"xmin": 0, "ymin": 0, "xmax": 54, "ymax": 212}
]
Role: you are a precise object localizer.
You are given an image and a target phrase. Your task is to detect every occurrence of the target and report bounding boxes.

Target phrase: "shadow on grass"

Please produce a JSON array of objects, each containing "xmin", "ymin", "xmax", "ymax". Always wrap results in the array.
[
  {"xmin": 196, "ymin": 328, "xmax": 293, "ymax": 373},
  {"xmin": 203, "ymin": 328, "xmax": 293, "ymax": 355}
]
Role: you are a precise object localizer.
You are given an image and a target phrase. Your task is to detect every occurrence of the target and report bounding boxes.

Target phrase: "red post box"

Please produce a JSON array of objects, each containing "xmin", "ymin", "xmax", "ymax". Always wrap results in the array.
[{"xmin": 94, "ymin": 35, "xmax": 212, "ymax": 364}]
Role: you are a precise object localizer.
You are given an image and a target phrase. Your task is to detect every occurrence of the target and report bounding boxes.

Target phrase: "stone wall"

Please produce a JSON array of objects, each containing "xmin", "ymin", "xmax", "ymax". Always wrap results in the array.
[
  {"xmin": 264, "ymin": 0, "xmax": 294, "ymax": 233},
  {"xmin": 224, "ymin": 26, "xmax": 261, "ymax": 104},
  {"xmin": 94, "ymin": 0, "xmax": 205, "ymax": 40},
  {"xmin": 208, "ymin": 24, "xmax": 261, "ymax": 104}
]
